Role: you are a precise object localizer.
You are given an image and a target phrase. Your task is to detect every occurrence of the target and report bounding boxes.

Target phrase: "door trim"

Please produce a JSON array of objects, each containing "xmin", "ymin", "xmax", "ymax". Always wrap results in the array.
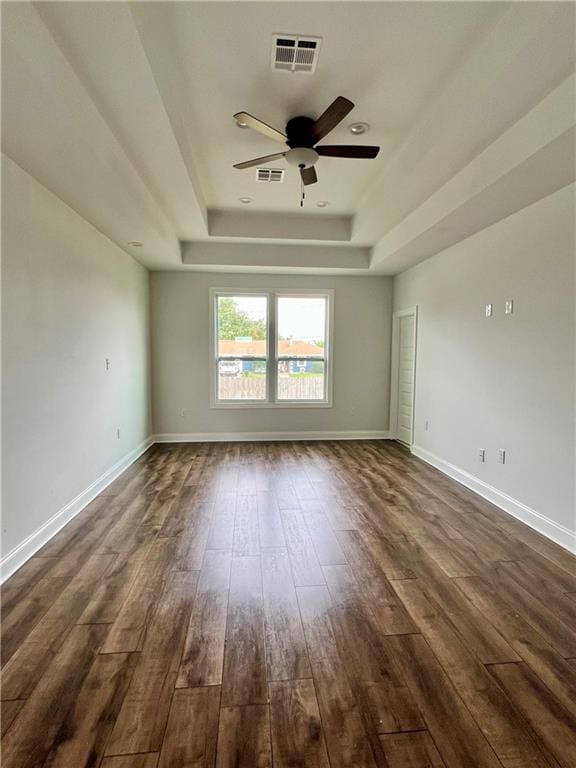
[{"xmin": 389, "ymin": 305, "xmax": 418, "ymax": 445}]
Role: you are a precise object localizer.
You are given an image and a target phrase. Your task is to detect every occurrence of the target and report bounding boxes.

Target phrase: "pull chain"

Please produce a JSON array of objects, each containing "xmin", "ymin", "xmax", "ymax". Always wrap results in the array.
[{"xmin": 300, "ymin": 165, "xmax": 305, "ymax": 207}]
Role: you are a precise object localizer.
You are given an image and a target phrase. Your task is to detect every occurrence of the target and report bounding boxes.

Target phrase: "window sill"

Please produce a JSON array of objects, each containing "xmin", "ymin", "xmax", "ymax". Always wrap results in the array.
[{"xmin": 210, "ymin": 400, "xmax": 333, "ymax": 410}]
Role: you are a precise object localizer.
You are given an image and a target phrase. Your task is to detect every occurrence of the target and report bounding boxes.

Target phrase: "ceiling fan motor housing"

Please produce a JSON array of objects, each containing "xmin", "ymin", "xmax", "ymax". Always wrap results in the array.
[{"xmin": 285, "ymin": 116, "xmax": 316, "ymax": 148}]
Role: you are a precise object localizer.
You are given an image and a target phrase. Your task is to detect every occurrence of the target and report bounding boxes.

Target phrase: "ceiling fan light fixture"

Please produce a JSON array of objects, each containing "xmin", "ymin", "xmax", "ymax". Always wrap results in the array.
[
  {"xmin": 349, "ymin": 122, "xmax": 369, "ymax": 135},
  {"xmin": 285, "ymin": 147, "xmax": 319, "ymax": 168}
]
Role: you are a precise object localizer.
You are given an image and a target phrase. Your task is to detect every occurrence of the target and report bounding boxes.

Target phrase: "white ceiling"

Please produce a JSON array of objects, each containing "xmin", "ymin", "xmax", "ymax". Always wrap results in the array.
[
  {"xmin": 139, "ymin": 1, "xmax": 501, "ymax": 213},
  {"xmin": 2, "ymin": 1, "xmax": 575, "ymax": 273}
]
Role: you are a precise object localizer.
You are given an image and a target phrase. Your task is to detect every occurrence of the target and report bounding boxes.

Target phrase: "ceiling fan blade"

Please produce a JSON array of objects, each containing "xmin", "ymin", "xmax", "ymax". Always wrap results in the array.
[
  {"xmin": 300, "ymin": 166, "xmax": 318, "ymax": 186},
  {"xmin": 310, "ymin": 96, "xmax": 354, "ymax": 142},
  {"xmin": 233, "ymin": 152, "xmax": 287, "ymax": 170},
  {"xmin": 316, "ymin": 145, "xmax": 380, "ymax": 158},
  {"xmin": 234, "ymin": 112, "xmax": 287, "ymax": 144}
]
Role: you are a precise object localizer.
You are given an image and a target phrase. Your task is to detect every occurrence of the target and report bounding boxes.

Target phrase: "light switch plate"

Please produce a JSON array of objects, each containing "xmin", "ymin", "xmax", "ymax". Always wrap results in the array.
[
  {"xmin": 505, "ymin": 299, "xmax": 514, "ymax": 315},
  {"xmin": 485, "ymin": 303, "xmax": 493, "ymax": 317}
]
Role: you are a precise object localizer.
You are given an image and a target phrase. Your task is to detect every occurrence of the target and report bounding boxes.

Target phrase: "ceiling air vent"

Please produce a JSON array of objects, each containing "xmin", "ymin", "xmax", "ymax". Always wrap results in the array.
[
  {"xmin": 256, "ymin": 168, "xmax": 285, "ymax": 183},
  {"xmin": 271, "ymin": 34, "xmax": 322, "ymax": 74}
]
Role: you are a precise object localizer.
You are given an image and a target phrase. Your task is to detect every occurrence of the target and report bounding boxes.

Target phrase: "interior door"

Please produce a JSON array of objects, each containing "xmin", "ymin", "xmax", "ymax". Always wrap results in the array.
[{"xmin": 396, "ymin": 313, "xmax": 416, "ymax": 445}]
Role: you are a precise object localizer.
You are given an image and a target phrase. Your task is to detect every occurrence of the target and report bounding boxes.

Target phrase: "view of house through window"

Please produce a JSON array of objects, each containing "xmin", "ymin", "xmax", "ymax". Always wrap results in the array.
[
  {"xmin": 277, "ymin": 296, "xmax": 326, "ymax": 400},
  {"xmin": 214, "ymin": 292, "xmax": 330, "ymax": 404},
  {"xmin": 216, "ymin": 295, "xmax": 268, "ymax": 400}
]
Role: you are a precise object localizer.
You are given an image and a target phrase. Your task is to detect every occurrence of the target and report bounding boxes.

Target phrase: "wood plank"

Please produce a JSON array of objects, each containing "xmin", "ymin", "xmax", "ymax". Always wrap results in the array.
[
  {"xmin": 100, "ymin": 537, "xmax": 176, "ymax": 653},
  {"xmin": 302, "ymin": 504, "xmax": 348, "ymax": 565},
  {"xmin": 403, "ymin": 551, "xmax": 520, "ymax": 664},
  {"xmin": 77, "ymin": 546, "xmax": 149, "ymax": 625},
  {"xmin": 206, "ymin": 492, "xmax": 236, "ymax": 549},
  {"xmin": 485, "ymin": 560, "xmax": 576, "ymax": 657},
  {"xmin": 44, "ymin": 509, "xmax": 120, "ymax": 582},
  {"xmin": 216, "ymin": 704, "xmax": 272, "ymax": 768},
  {"xmin": 0, "ymin": 624, "xmax": 107, "ymax": 768},
  {"xmin": 358, "ymin": 527, "xmax": 416, "ymax": 580},
  {"xmin": 0, "ymin": 699, "xmax": 25, "ymax": 738},
  {"xmin": 171, "ymin": 500, "xmax": 213, "ymax": 570},
  {"xmin": 380, "ymin": 731, "xmax": 446, "ymax": 768},
  {"xmin": 269, "ymin": 679, "xmax": 330, "ymax": 768},
  {"xmin": 257, "ymin": 492, "xmax": 286, "ymax": 548},
  {"xmin": 488, "ymin": 517, "xmax": 576, "ymax": 576},
  {"xmin": 233, "ymin": 494, "xmax": 260, "ymax": 556},
  {"xmin": 262, "ymin": 548, "xmax": 311, "ymax": 681},
  {"xmin": 281, "ymin": 508, "xmax": 326, "ymax": 587},
  {"xmin": 96, "ymin": 492, "xmax": 158, "ymax": 556},
  {"xmin": 105, "ymin": 570, "xmax": 198, "ymax": 756},
  {"xmin": 177, "ymin": 548, "xmax": 232, "ymax": 687},
  {"xmin": 101, "ymin": 755, "xmax": 159, "ymax": 768},
  {"xmin": 322, "ymin": 501, "xmax": 361, "ymax": 531},
  {"xmin": 392, "ymin": 578, "xmax": 559, "ymax": 767},
  {"xmin": 410, "ymin": 535, "xmax": 481, "ymax": 578},
  {"xmin": 454, "ymin": 575, "xmax": 576, "ymax": 717},
  {"xmin": 385, "ymin": 634, "xmax": 502, "ymax": 768},
  {"xmin": 296, "ymin": 585, "xmax": 378, "ymax": 767},
  {"xmin": 323, "ymin": 564, "xmax": 423, "ymax": 735},
  {"xmin": 1, "ymin": 575, "xmax": 68, "ymax": 666},
  {"xmin": 221, "ymin": 556, "xmax": 267, "ymax": 706},
  {"xmin": 336, "ymin": 530, "xmax": 417, "ymax": 635},
  {"xmin": 42, "ymin": 652, "xmax": 137, "ymax": 767},
  {"xmin": 489, "ymin": 662, "xmax": 576, "ymax": 768},
  {"xmin": 1, "ymin": 556, "xmax": 58, "ymax": 622},
  {"xmin": 1, "ymin": 554, "xmax": 114, "ymax": 700},
  {"xmin": 158, "ymin": 686, "xmax": 220, "ymax": 768},
  {"xmin": 512, "ymin": 550, "xmax": 576, "ymax": 594}
]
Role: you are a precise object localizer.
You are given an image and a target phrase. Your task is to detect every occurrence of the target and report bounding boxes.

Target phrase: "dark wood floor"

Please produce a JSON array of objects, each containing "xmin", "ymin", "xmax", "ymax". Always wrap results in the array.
[{"xmin": 1, "ymin": 440, "xmax": 576, "ymax": 768}]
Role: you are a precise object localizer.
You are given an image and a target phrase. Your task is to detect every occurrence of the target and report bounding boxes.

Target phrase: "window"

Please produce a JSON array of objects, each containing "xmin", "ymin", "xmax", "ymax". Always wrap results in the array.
[
  {"xmin": 211, "ymin": 290, "xmax": 333, "ymax": 407},
  {"xmin": 215, "ymin": 294, "xmax": 268, "ymax": 402}
]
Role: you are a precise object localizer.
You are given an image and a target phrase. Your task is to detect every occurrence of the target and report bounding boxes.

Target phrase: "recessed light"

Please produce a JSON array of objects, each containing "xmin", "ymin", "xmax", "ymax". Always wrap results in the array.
[
  {"xmin": 127, "ymin": 241, "xmax": 143, "ymax": 247},
  {"xmin": 316, "ymin": 201, "xmax": 330, "ymax": 208},
  {"xmin": 349, "ymin": 122, "xmax": 369, "ymax": 135},
  {"xmin": 239, "ymin": 197, "xmax": 253, "ymax": 204}
]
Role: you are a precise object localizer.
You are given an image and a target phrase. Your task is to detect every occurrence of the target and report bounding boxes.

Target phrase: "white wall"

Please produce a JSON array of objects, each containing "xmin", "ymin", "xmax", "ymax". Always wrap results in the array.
[
  {"xmin": 393, "ymin": 184, "xmax": 575, "ymax": 544},
  {"xmin": 151, "ymin": 272, "xmax": 392, "ymax": 437},
  {"xmin": 1, "ymin": 156, "xmax": 151, "ymax": 564}
]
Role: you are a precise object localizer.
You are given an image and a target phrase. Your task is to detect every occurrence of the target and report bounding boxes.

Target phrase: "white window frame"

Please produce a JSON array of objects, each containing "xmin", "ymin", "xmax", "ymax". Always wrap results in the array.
[{"xmin": 209, "ymin": 288, "xmax": 334, "ymax": 409}]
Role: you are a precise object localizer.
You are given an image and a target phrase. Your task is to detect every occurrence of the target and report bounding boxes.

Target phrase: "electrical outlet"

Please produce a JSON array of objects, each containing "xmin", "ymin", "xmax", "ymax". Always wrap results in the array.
[
  {"xmin": 105, "ymin": 358, "xmax": 111, "ymax": 370},
  {"xmin": 505, "ymin": 299, "xmax": 514, "ymax": 315},
  {"xmin": 478, "ymin": 449, "xmax": 485, "ymax": 463},
  {"xmin": 498, "ymin": 448, "xmax": 506, "ymax": 464},
  {"xmin": 485, "ymin": 303, "xmax": 493, "ymax": 318},
  {"xmin": 425, "ymin": 420, "xmax": 429, "ymax": 431}
]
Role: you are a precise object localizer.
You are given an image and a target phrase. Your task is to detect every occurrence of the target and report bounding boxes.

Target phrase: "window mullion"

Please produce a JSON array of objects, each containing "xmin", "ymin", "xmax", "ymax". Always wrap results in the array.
[{"xmin": 269, "ymin": 294, "xmax": 276, "ymax": 403}]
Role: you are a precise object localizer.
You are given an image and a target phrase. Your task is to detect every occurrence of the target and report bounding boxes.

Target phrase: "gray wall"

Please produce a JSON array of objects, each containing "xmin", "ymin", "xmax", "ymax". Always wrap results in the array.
[
  {"xmin": 1, "ymin": 156, "xmax": 151, "ymax": 559},
  {"xmin": 393, "ymin": 184, "xmax": 575, "ymax": 536},
  {"xmin": 151, "ymin": 272, "xmax": 393, "ymax": 437}
]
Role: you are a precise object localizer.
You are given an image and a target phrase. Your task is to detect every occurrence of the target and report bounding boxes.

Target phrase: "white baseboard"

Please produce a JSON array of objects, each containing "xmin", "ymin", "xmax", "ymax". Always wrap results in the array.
[
  {"xmin": 154, "ymin": 430, "xmax": 391, "ymax": 443},
  {"xmin": 411, "ymin": 444, "xmax": 576, "ymax": 554},
  {"xmin": 0, "ymin": 437, "xmax": 154, "ymax": 583}
]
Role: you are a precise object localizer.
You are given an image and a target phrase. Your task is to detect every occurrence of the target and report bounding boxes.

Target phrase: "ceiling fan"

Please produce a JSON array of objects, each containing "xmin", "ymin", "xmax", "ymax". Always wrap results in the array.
[{"xmin": 232, "ymin": 96, "xmax": 380, "ymax": 187}]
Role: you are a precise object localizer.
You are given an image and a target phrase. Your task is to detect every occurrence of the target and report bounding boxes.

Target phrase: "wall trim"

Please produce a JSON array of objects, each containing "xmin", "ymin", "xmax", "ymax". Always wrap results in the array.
[
  {"xmin": 0, "ymin": 437, "xmax": 154, "ymax": 583},
  {"xmin": 411, "ymin": 444, "xmax": 576, "ymax": 554},
  {"xmin": 154, "ymin": 430, "xmax": 391, "ymax": 443}
]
